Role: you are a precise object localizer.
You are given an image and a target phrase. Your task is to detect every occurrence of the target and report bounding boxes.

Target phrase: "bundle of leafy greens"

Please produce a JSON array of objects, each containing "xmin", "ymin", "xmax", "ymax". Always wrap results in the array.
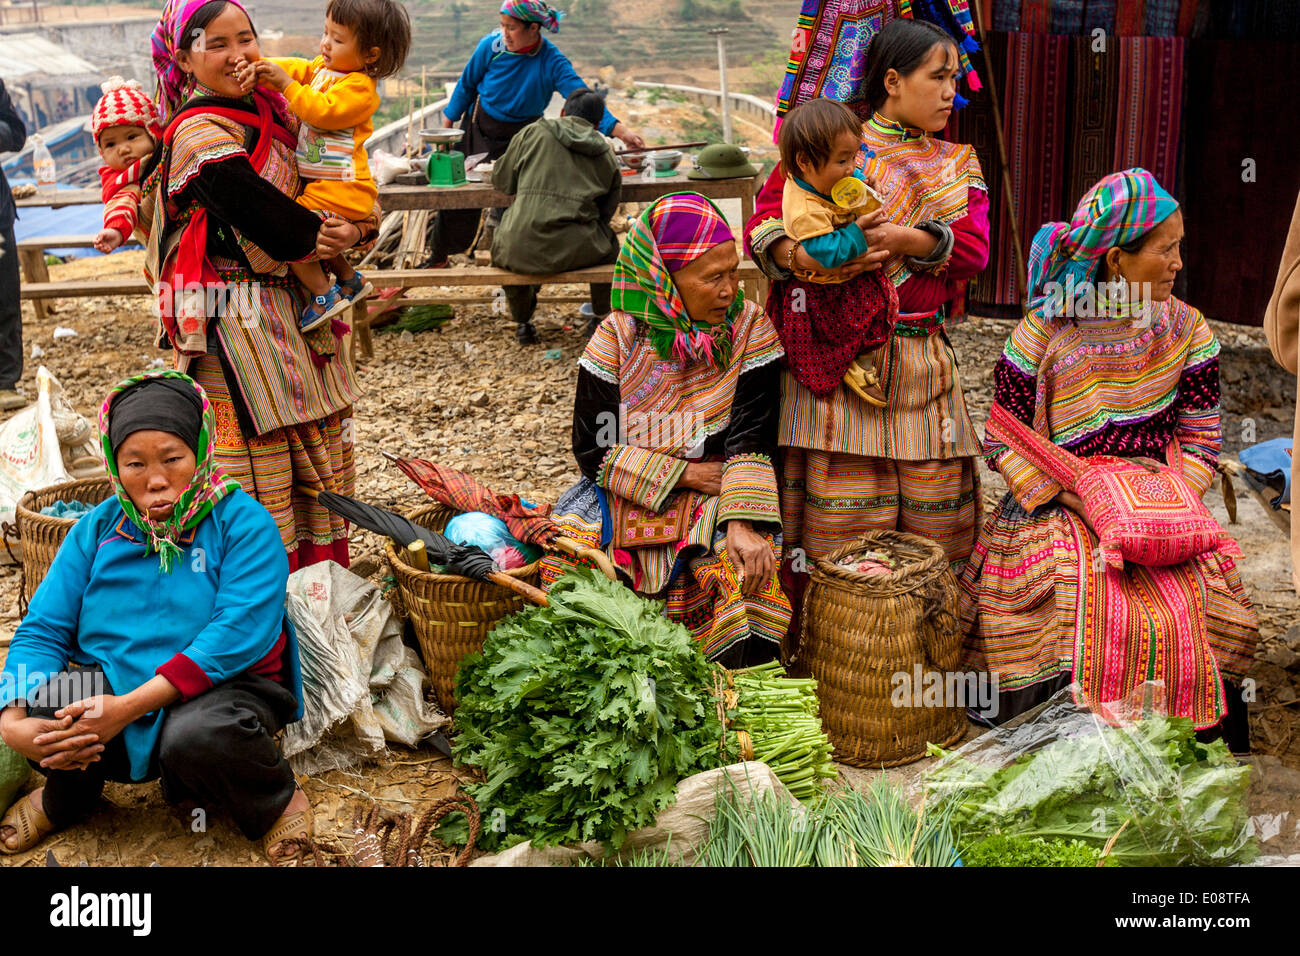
[
  {"xmin": 925, "ymin": 713, "xmax": 1256, "ymax": 866},
  {"xmin": 453, "ymin": 568, "xmax": 723, "ymax": 851},
  {"xmin": 961, "ymin": 834, "xmax": 1103, "ymax": 867}
]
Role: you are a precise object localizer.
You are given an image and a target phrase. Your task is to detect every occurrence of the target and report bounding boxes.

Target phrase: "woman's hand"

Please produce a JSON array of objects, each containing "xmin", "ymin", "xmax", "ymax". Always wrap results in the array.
[
  {"xmin": 677, "ymin": 461, "xmax": 723, "ymax": 496},
  {"xmin": 0, "ymin": 707, "xmax": 102, "ymax": 770},
  {"xmin": 1056, "ymin": 491, "xmax": 1097, "ymax": 536},
  {"xmin": 316, "ymin": 216, "xmax": 361, "ymax": 258},
  {"xmin": 610, "ymin": 123, "xmax": 646, "ymax": 151},
  {"xmin": 860, "ymin": 221, "xmax": 938, "ymax": 261},
  {"xmin": 771, "ymin": 237, "xmax": 889, "ymax": 282},
  {"xmin": 725, "ymin": 520, "xmax": 774, "ymax": 596},
  {"xmin": 51, "ymin": 695, "xmax": 134, "ymax": 753}
]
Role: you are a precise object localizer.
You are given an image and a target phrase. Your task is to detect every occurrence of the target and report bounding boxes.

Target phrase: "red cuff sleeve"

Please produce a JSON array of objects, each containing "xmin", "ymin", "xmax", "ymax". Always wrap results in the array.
[
  {"xmin": 156, "ymin": 653, "xmax": 213, "ymax": 701},
  {"xmin": 103, "ymin": 212, "xmax": 134, "ymax": 235}
]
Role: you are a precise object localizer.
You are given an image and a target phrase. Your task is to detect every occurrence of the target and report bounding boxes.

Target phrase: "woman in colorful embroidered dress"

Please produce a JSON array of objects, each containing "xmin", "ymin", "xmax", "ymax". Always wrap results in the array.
[
  {"xmin": 142, "ymin": 0, "xmax": 373, "ymax": 570},
  {"xmin": 745, "ymin": 19, "xmax": 990, "ymax": 587},
  {"xmin": 959, "ymin": 168, "xmax": 1259, "ymax": 751},
  {"xmin": 542, "ymin": 193, "xmax": 792, "ymax": 666},
  {"xmin": 0, "ymin": 372, "xmax": 313, "ymax": 863}
]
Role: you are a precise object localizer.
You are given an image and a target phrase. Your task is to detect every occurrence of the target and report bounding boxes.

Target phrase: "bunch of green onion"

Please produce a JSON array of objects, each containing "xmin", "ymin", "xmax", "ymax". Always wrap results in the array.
[{"xmin": 718, "ymin": 661, "xmax": 837, "ymax": 800}]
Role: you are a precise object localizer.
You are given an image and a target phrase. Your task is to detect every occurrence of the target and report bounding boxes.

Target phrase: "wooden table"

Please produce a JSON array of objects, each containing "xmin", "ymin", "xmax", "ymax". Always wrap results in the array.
[
  {"xmin": 379, "ymin": 171, "xmax": 761, "ymax": 227},
  {"xmin": 15, "ymin": 188, "xmax": 102, "ymax": 209}
]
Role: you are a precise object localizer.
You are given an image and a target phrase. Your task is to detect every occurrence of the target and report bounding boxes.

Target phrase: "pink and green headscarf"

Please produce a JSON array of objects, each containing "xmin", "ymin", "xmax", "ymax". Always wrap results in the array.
[
  {"xmin": 612, "ymin": 192, "xmax": 742, "ymax": 368},
  {"xmin": 500, "ymin": 0, "xmax": 563, "ymax": 32},
  {"xmin": 151, "ymin": 0, "xmax": 254, "ymax": 121},
  {"xmin": 1027, "ymin": 167, "xmax": 1179, "ymax": 317},
  {"xmin": 99, "ymin": 370, "xmax": 242, "ymax": 573}
]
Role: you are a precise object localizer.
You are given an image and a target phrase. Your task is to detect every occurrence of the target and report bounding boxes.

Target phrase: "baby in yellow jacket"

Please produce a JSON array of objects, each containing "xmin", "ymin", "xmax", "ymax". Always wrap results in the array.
[{"xmin": 238, "ymin": 0, "xmax": 410, "ymax": 332}]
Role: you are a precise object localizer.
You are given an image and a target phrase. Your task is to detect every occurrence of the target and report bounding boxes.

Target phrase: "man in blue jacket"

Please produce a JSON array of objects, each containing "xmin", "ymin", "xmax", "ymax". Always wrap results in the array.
[{"xmin": 0, "ymin": 78, "xmax": 27, "ymax": 411}]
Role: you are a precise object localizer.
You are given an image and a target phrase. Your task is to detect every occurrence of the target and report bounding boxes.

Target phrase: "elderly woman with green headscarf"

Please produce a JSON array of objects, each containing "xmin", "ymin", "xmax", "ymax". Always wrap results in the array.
[
  {"xmin": 959, "ymin": 169, "xmax": 1259, "ymax": 751},
  {"xmin": 541, "ymin": 192, "xmax": 792, "ymax": 668},
  {"xmin": 0, "ymin": 371, "xmax": 314, "ymax": 864}
]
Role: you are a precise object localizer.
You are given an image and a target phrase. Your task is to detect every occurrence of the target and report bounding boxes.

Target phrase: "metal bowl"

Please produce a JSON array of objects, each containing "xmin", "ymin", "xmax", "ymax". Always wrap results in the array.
[{"xmin": 419, "ymin": 128, "xmax": 465, "ymax": 145}]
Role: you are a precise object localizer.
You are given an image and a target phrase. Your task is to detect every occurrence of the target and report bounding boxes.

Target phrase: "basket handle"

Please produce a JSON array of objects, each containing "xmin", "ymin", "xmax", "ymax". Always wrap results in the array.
[
  {"xmin": 486, "ymin": 569, "xmax": 549, "ymax": 607},
  {"xmin": 551, "ymin": 536, "xmax": 619, "ymax": 581}
]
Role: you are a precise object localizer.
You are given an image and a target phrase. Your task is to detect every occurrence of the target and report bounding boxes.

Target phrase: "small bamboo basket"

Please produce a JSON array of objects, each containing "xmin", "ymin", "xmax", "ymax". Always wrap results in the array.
[
  {"xmin": 796, "ymin": 531, "xmax": 967, "ymax": 768},
  {"xmin": 14, "ymin": 477, "xmax": 114, "ymax": 612},
  {"xmin": 386, "ymin": 504, "xmax": 543, "ymax": 715}
]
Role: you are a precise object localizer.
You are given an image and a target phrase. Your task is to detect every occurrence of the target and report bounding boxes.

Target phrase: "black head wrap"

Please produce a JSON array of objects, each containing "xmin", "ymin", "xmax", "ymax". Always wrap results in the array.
[{"xmin": 108, "ymin": 377, "xmax": 204, "ymax": 455}]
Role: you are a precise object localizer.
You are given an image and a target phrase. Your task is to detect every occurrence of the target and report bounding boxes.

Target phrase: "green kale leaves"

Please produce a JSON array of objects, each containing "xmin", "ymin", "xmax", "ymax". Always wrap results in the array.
[{"xmin": 452, "ymin": 568, "xmax": 723, "ymax": 850}]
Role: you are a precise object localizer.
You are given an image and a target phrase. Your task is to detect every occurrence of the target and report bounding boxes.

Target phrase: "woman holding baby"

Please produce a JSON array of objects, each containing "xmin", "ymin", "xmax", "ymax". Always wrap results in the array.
[{"xmin": 137, "ymin": 0, "xmax": 372, "ymax": 570}]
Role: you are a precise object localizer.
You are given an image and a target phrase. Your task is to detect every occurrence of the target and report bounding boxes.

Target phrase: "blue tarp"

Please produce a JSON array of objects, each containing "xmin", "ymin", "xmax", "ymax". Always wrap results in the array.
[{"xmin": 11, "ymin": 185, "xmax": 139, "ymax": 259}]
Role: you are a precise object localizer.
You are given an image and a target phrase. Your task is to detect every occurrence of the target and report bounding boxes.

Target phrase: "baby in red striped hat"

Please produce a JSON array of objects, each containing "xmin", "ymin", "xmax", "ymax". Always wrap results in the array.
[{"xmin": 92, "ymin": 77, "xmax": 162, "ymax": 254}]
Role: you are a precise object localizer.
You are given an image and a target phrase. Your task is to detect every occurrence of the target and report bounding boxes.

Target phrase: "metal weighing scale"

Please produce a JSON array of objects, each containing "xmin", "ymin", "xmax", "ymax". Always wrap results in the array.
[{"xmin": 420, "ymin": 128, "xmax": 467, "ymax": 187}]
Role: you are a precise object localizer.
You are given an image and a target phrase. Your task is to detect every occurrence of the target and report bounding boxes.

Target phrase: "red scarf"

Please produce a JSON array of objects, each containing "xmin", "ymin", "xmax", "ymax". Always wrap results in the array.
[{"xmin": 159, "ymin": 90, "xmax": 298, "ymax": 350}]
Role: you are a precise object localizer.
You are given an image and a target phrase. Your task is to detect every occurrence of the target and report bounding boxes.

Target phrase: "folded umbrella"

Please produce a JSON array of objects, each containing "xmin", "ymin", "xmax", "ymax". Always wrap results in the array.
[
  {"xmin": 382, "ymin": 452, "xmax": 557, "ymax": 547},
  {"xmin": 298, "ymin": 487, "xmax": 548, "ymax": 606}
]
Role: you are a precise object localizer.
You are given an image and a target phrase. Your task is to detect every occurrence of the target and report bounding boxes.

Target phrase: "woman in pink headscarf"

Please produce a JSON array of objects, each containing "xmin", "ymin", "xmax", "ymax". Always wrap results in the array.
[
  {"xmin": 542, "ymin": 193, "xmax": 792, "ymax": 668},
  {"xmin": 140, "ymin": 0, "xmax": 375, "ymax": 572}
]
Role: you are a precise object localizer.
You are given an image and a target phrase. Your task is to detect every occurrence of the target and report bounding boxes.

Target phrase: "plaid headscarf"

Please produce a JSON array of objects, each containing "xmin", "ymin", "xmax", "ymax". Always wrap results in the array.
[
  {"xmin": 151, "ymin": 0, "xmax": 254, "ymax": 121},
  {"xmin": 1027, "ymin": 167, "xmax": 1179, "ymax": 316},
  {"xmin": 500, "ymin": 0, "xmax": 563, "ymax": 32},
  {"xmin": 99, "ymin": 370, "xmax": 243, "ymax": 573},
  {"xmin": 612, "ymin": 192, "xmax": 742, "ymax": 368}
]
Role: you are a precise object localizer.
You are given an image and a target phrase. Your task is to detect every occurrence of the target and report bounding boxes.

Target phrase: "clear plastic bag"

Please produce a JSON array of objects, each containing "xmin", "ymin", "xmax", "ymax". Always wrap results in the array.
[{"xmin": 920, "ymin": 682, "xmax": 1259, "ymax": 867}]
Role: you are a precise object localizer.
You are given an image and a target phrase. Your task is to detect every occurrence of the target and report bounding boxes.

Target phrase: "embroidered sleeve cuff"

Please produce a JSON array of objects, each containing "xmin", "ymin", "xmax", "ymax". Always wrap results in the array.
[
  {"xmin": 156, "ymin": 654, "xmax": 213, "ymax": 702},
  {"xmin": 1180, "ymin": 451, "xmax": 1218, "ymax": 499},
  {"xmin": 717, "ymin": 453, "xmax": 781, "ymax": 527},
  {"xmin": 905, "ymin": 220, "xmax": 955, "ymax": 273},
  {"xmin": 749, "ymin": 218, "xmax": 793, "ymax": 280},
  {"xmin": 597, "ymin": 445, "xmax": 688, "ymax": 511},
  {"xmin": 991, "ymin": 446, "xmax": 1063, "ymax": 512}
]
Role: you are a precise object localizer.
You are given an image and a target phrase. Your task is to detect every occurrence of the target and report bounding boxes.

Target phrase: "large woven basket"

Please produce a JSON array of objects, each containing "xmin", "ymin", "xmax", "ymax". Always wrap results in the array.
[
  {"xmin": 386, "ymin": 503, "xmax": 541, "ymax": 715},
  {"xmin": 15, "ymin": 477, "xmax": 114, "ymax": 608},
  {"xmin": 797, "ymin": 531, "xmax": 967, "ymax": 768}
]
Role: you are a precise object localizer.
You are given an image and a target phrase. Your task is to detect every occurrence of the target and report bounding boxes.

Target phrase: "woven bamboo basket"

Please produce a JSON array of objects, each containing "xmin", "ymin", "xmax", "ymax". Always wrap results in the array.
[
  {"xmin": 797, "ymin": 530, "xmax": 967, "ymax": 768},
  {"xmin": 386, "ymin": 503, "xmax": 542, "ymax": 715},
  {"xmin": 15, "ymin": 477, "xmax": 114, "ymax": 607}
]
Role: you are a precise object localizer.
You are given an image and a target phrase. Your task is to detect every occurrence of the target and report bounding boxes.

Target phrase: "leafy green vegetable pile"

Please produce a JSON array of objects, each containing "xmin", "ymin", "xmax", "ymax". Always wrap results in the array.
[
  {"xmin": 453, "ymin": 568, "xmax": 723, "ymax": 851},
  {"xmin": 961, "ymin": 834, "xmax": 1102, "ymax": 867},
  {"xmin": 925, "ymin": 713, "xmax": 1256, "ymax": 867}
]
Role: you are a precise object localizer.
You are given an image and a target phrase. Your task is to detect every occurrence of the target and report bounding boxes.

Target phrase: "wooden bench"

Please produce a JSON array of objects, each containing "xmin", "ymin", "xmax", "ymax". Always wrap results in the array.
[
  {"xmin": 350, "ymin": 260, "xmax": 767, "ymax": 358},
  {"xmin": 17, "ymin": 235, "xmax": 104, "ymax": 319}
]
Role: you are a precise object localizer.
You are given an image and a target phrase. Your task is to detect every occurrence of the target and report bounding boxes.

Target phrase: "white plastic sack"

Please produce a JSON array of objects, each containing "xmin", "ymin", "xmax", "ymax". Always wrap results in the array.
[
  {"xmin": 283, "ymin": 561, "xmax": 447, "ymax": 773},
  {"xmin": 470, "ymin": 762, "xmax": 793, "ymax": 867},
  {"xmin": 0, "ymin": 367, "xmax": 102, "ymax": 563}
]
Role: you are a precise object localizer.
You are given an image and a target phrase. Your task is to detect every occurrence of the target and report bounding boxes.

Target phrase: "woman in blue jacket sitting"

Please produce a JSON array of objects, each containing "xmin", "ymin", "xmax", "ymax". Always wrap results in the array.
[
  {"xmin": 0, "ymin": 370, "xmax": 312, "ymax": 864},
  {"xmin": 427, "ymin": 0, "xmax": 645, "ymax": 266}
]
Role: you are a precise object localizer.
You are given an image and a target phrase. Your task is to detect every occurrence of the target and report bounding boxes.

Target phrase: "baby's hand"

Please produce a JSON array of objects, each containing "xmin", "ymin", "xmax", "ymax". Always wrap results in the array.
[
  {"xmin": 235, "ymin": 56, "xmax": 259, "ymax": 93},
  {"xmin": 94, "ymin": 228, "xmax": 124, "ymax": 254},
  {"xmin": 855, "ymin": 208, "xmax": 886, "ymax": 232},
  {"xmin": 251, "ymin": 59, "xmax": 292, "ymax": 93}
]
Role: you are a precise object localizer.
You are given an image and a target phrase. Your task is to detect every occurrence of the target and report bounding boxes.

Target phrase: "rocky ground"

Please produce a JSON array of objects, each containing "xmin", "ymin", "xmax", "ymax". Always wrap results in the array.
[{"xmin": 0, "ymin": 244, "xmax": 1296, "ymax": 866}]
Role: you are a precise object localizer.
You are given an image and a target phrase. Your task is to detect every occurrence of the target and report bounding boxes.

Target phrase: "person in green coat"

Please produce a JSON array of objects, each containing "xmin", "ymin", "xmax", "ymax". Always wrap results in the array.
[{"xmin": 491, "ymin": 88, "xmax": 622, "ymax": 344}]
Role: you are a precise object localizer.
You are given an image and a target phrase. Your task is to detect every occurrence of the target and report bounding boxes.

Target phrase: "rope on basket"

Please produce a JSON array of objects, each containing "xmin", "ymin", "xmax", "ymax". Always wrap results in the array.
[{"xmin": 0, "ymin": 520, "xmax": 26, "ymax": 619}]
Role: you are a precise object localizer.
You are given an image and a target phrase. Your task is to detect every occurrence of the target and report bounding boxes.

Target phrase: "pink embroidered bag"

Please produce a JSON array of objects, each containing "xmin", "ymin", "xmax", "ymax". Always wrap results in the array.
[{"xmin": 986, "ymin": 403, "xmax": 1241, "ymax": 570}]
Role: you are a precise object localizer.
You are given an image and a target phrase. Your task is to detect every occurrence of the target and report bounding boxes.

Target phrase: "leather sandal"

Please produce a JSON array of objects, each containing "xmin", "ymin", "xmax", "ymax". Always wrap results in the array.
[
  {"xmin": 263, "ymin": 789, "xmax": 315, "ymax": 866},
  {"xmin": 0, "ymin": 792, "xmax": 56, "ymax": 855},
  {"xmin": 843, "ymin": 357, "xmax": 888, "ymax": 407}
]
